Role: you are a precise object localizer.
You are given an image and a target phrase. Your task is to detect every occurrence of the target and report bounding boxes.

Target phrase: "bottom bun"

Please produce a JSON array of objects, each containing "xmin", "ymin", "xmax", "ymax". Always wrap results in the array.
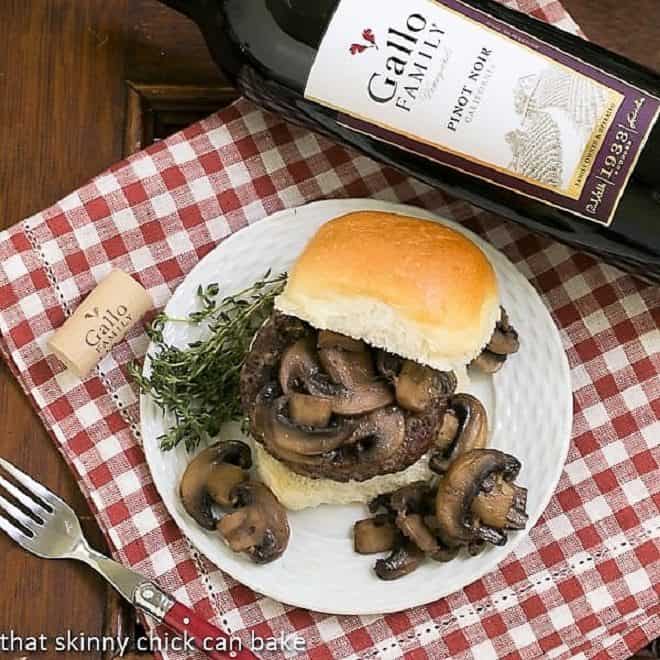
[{"xmin": 254, "ymin": 443, "xmax": 433, "ymax": 511}]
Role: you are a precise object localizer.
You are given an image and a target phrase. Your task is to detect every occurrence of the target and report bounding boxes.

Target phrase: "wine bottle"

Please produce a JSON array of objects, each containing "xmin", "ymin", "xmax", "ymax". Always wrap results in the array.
[{"xmin": 160, "ymin": 0, "xmax": 660, "ymax": 283}]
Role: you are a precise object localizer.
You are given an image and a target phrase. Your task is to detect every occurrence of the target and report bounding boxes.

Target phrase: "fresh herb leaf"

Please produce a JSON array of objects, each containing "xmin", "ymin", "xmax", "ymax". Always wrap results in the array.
[{"xmin": 130, "ymin": 272, "xmax": 286, "ymax": 452}]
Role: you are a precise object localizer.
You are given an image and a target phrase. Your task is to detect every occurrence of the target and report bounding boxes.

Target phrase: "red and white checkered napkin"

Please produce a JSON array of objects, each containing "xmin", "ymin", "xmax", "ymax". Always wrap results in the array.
[{"xmin": 0, "ymin": 2, "xmax": 658, "ymax": 658}]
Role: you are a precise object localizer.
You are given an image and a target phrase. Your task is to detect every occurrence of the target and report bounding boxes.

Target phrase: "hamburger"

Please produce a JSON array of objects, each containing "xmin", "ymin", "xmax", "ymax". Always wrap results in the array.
[{"xmin": 239, "ymin": 211, "xmax": 519, "ymax": 510}]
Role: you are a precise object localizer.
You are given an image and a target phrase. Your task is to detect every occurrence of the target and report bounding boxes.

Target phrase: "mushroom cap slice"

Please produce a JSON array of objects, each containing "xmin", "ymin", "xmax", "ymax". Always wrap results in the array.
[
  {"xmin": 470, "ymin": 350, "xmax": 507, "ymax": 374},
  {"xmin": 278, "ymin": 335, "xmax": 394, "ymax": 416},
  {"xmin": 375, "ymin": 350, "xmax": 403, "ymax": 382},
  {"xmin": 218, "ymin": 481, "xmax": 290, "ymax": 564},
  {"xmin": 316, "ymin": 343, "xmax": 395, "ymax": 415},
  {"xmin": 328, "ymin": 380, "xmax": 394, "ymax": 416},
  {"xmin": 318, "ymin": 344, "xmax": 376, "ymax": 388},
  {"xmin": 348, "ymin": 406, "xmax": 406, "ymax": 463},
  {"xmin": 354, "ymin": 515, "xmax": 398, "ymax": 554},
  {"xmin": 434, "ymin": 410, "xmax": 460, "ymax": 453},
  {"xmin": 288, "ymin": 392, "xmax": 333, "ymax": 428},
  {"xmin": 374, "ymin": 540, "xmax": 425, "ymax": 580},
  {"xmin": 180, "ymin": 441, "xmax": 252, "ymax": 530},
  {"xmin": 397, "ymin": 513, "xmax": 439, "ymax": 553},
  {"xmin": 487, "ymin": 307, "xmax": 520, "ymax": 355},
  {"xmin": 487, "ymin": 327, "xmax": 520, "ymax": 355},
  {"xmin": 279, "ymin": 337, "xmax": 321, "ymax": 394},
  {"xmin": 472, "ymin": 478, "xmax": 528, "ymax": 530},
  {"xmin": 394, "ymin": 360, "xmax": 457, "ymax": 413},
  {"xmin": 317, "ymin": 330, "xmax": 366, "ymax": 352},
  {"xmin": 264, "ymin": 396, "xmax": 356, "ymax": 456},
  {"xmin": 435, "ymin": 449, "xmax": 524, "ymax": 548},
  {"xmin": 430, "ymin": 394, "xmax": 488, "ymax": 473},
  {"xmin": 388, "ymin": 481, "xmax": 434, "ymax": 516},
  {"xmin": 387, "ymin": 482, "xmax": 440, "ymax": 554}
]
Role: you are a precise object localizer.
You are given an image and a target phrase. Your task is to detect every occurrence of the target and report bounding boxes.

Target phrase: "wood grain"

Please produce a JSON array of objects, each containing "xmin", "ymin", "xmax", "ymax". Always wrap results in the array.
[
  {"xmin": 0, "ymin": 2, "xmax": 127, "ymax": 656},
  {"xmin": 0, "ymin": 2, "xmax": 657, "ymax": 659}
]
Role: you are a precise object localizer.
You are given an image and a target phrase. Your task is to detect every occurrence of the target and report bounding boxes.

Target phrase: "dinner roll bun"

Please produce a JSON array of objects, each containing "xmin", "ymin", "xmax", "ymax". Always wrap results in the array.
[
  {"xmin": 275, "ymin": 211, "xmax": 500, "ymax": 373},
  {"xmin": 254, "ymin": 443, "xmax": 434, "ymax": 511}
]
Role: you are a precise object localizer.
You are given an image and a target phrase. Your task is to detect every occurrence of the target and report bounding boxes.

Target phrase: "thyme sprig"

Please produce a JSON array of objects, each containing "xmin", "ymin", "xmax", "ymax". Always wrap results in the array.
[{"xmin": 130, "ymin": 272, "xmax": 286, "ymax": 452}]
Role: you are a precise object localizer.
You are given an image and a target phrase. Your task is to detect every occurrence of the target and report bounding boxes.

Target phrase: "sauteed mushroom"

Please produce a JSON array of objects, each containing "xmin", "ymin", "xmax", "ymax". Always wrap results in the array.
[
  {"xmin": 387, "ymin": 482, "xmax": 458, "ymax": 559},
  {"xmin": 264, "ymin": 396, "xmax": 355, "ymax": 456},
  {"xmin": 317, "ymin": 336, "xmax": 394, "ymax": 414},
  {"xmin": 472, "ymin": 473, "xmax": 528, "ymax": 530},
  {"xmin": 430, "ymin": 394, "xmax": 488, "ymax": 473},
  {"xmin": 349, "ymin": 407, "xmax": 406, "ymax": 463},
  {"xmin": 180, "ymin": 441, "xmax": 252, "ymax": 530},
  {"xmin": 218, "ymin": 481, "xmax": 290, "ymax": 564},
  {"xmin": 471, "ymin": 308, "xmax": 519, "ymax": 374},
  {"xmin": 394, "ymin": 360, "xmax": 457, "ymax": 413},
  {"xmin": 279, "ymin": 337, "xmax": 320, "ymax": 394},
  {"xmin": 288, "ymin": 392, "xmax": 332, "ymax": 427},
  {"xmin": 376, "ymin": 350, "xmax": 403, "ymax": 382},
  {"xmin": 278, "ymin": 336, "xmax": 393, "ymax": 415},
  {"xmin": 317, "ymin": 330, "xmax": 366, "ymax": 353},
  {"xmin": 435, "ymin": 449, "xmax": 528, "ymax": 549},
  {"xmin": 487, "ymin": 308, "xmax": 520, "ymax": 356},
  {"xmin": 374, "ymin": 540, "xmax": 425, "ymax": 580},
  {"xmin": 318, "ymin": 343, "xmax": 375, "ymax": 388},
  {"xmin": 353, "ymin": 514, "xmax": 398, "ymax": 554},
  {"xmin": 328, "ymin": 380, "xmax": 394, "ymax": 416},
  {"xmin": 471, "ymin": 350, "xmax": 506, "ymax": 374}
]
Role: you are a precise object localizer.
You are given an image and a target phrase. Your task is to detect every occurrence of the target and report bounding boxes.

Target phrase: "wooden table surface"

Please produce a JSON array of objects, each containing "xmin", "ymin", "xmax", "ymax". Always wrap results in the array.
[{"xmin": 0, "ymin": 2, "xmax": 658, "ymax": 659}]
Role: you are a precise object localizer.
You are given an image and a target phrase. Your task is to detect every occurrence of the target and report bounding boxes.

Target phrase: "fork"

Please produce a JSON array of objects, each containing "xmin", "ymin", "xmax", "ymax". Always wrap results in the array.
[{"xmin": 0, "ymin": 457, "xmax": 256, "ymax": 660}]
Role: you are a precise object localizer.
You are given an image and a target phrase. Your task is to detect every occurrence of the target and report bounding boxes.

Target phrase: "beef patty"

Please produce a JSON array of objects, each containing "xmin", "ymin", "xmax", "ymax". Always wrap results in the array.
[{"xmin": 239, "ymin": 312, "xmax": 450, "ymax": 482}]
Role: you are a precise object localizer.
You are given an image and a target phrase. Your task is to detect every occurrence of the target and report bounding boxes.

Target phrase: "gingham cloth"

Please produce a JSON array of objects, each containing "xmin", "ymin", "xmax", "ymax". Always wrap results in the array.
[{"xmin": 0, "ymin": 2, "xmax": 658, "ymax": 659}]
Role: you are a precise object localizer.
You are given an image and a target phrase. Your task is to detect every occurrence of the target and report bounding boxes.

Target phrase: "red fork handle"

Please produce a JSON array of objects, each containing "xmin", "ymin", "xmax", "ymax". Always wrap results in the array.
[
  {"xmin": 133, "ymin": 582, "xmax": 256, "ymax": 660},
  {"xmin": 162, "ymin": 601, "xmax": 256, "ymax": 660}
]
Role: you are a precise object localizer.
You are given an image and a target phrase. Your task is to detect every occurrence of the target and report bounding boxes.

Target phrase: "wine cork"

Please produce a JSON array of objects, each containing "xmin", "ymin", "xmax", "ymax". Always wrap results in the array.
[{"xmin": 48, "ymin": 270, "xmax": 153, "ymax": 377}]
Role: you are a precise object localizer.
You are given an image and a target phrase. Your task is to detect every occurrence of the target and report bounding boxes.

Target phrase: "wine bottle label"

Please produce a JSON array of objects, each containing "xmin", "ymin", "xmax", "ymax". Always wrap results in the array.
[{"xmin": 305, "ymin": 0, "xmax": 660, "ymax": 225}]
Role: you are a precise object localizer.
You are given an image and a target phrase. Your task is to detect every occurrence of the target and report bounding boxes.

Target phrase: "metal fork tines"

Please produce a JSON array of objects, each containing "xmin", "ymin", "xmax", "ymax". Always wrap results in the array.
[
  {"xmin": 0, "ymin": 457, "xmax": 85, "ymax": 558},
  {"xmin": 0, "ymin": 458, "xmax": 255, "ymax": 660},
  {"xmin": 0, "ymin": 456, "xmax": 161, "ymax": 613}
]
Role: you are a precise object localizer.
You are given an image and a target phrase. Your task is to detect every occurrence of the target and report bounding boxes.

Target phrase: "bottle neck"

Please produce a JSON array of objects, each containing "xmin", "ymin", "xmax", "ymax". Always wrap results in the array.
[{"xmin": 267, "ymin": 0, "xmax": 338, "ymax": 48}]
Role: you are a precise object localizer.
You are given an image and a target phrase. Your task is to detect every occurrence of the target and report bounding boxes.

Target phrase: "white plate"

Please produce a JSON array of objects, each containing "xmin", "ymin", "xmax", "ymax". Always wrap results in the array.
[{"xmin": 141, "ymin": 199, "xmax": 572, "ymax": 615}]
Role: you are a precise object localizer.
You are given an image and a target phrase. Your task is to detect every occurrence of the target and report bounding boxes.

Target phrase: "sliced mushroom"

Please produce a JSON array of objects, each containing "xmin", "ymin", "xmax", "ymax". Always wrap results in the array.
[
  {"xmin": 180, "ymin": 441, "xmax": 252, "ymax": 530},
  {"xmin": 317, "ymin": 330, "xmax": 366, "ymax": 352},
  {"xmin": 368, "ymin": 492, "xmax": 392, "ymax": 514},
  {"xmin": 388, "ymin": 482, "xmax": 440, "ymax": 554},
  {"xmin": 353, "ymin": 514, "xmax": 398, "ymax": 554},
  {"xmin": 278, "ymin": 337, "xmax": 321, "ymax": 394},
  {"xmin": 278, "ymin": 336, "xmax": 393, "ymax": 416},
  {"xmin": 328, "ymin": 380, "xmax": 394, "ymax": 416},
  {"xmin": 376, "ymin": 350, "xmax": 403, "ymax": 382},
  {"xmin": 421, "ymin": 514, "xmax": 461, "ymax": 561},
  {"xmin": 396, "ymin": 513, "xmax": 439, "ymax": 553},
  {"xmin": 487, "ymin": 308, "xmax": 520, "ymax": 356},
  {"xmin": 348, "ymin": 407, "xmax": 406, "ymax": 463},
  {"xmin": 435, "ymin": 449, "xmax": 527, "ymax": 549},
  {"xmin": 388, "ymin": 481, "xmax": 434, "ymax": 517},
  {"xmin": 264, "ymin": 396, "xmax": 355, "ymax": 456},
  {"xmin": 318, "ymin": 343, "xmax": 394, "ymax": 414},
  {"xmin": 318, "ymin": 344, "xmax": 376, "ymax": 388},
  {"xmin": 394, "ymin": 360, "xmax": 457, "ymax": 413},
  {"xmin": 288, "ymin": 392, "xmax": 332, "ymax": 428},
  {"xmin": 429, "ymin": 394, "xmax": 488, "ymax": 474},
  {"xmin": 472, "ymin": 475, "xmax": 528, "ymax": 530},
  {"xmin": 470, "ymin": 350, "xmax": 507, "ymax": 374},
  {"xmin": 374, "ymin": 540, "xmax": 425, "ymax": 580},
  {"xmin": 218, "ymin": 481, "xmax": 290, "ymax": 564},
  {"xmin": 434, "ymin": 410, "xmax": 460, "ymax": 453}
]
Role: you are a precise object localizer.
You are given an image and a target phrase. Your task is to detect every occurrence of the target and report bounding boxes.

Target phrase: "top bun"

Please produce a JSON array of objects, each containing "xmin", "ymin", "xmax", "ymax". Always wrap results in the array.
[{"xmin": 275, "ymin": 211, "xmax": 499, "ymax": 372}]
